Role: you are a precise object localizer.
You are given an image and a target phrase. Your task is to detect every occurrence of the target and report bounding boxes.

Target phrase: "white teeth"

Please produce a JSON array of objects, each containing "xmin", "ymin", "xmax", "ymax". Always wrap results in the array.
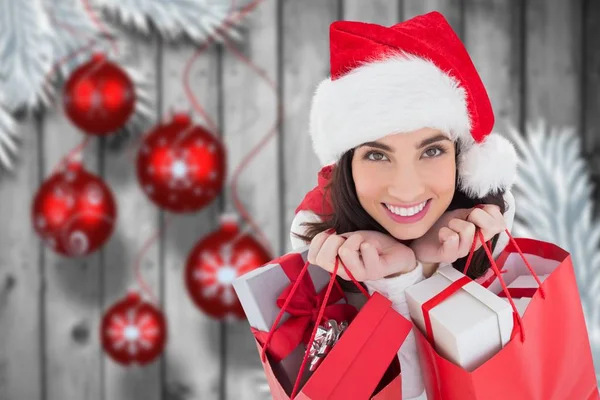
[{"xmin": 385, "ymin": 200, "xmax": 428, "ymax": 217}]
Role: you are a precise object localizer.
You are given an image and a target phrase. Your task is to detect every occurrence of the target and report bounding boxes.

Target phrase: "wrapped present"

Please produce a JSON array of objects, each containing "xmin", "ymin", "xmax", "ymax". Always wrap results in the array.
[
  {"xmin": 233, "ymin": 248, "xmax": 411, "ymax": 399},
  {"xmin": 405, "ymin": 265, "xmax": 513, "ymax": 372},
  {"xmin": 498, "ymin": 274, "xmax": 549, "ymax": 316},
  {"xmin": 232, "ymin": 246, "xmax": 347, "ymax": 392}
]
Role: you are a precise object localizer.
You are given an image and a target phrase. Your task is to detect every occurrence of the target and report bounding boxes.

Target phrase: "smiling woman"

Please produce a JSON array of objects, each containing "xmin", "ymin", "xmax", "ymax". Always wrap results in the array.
[
  {"xmin": 352, "ymin": 129, "xmax": 456, "ymax": 242},
  {"xmin": 288, "ymin": 11, "xmax": 518, "ymax": 400}
]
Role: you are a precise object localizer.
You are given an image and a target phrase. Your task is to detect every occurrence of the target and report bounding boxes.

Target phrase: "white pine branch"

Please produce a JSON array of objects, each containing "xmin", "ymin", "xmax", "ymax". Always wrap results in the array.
[
  {"xmin": 0, "ymin": 106, "xmax": 18, "ymax": 170},
  {"xmin": 0, "ymin": 0, "xmax": 55, "ymax": 111},
  {"xmin": 506, "ymin": 121, "xmax": 600, "ymax": 349},
  {"xmin": 42, "ymin": 0, "xmax": 104, "ymax": 79},
  {"xmin": 94, "ymin": 0, "xmax": 253, "ymax": 43}
]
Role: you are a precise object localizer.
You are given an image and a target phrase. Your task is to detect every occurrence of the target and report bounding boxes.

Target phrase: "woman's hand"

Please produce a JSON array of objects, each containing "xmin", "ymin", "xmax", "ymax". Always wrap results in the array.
[
  {"xmin": 307, "ymin": 229, "xmax": 417, "ymax": 281},
  {"xmin": 410, "ymin": 204, "xmax": 507, "ymax": 265}
]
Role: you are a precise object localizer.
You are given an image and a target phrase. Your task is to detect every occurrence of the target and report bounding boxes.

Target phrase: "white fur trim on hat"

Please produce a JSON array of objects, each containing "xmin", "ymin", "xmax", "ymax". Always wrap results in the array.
[
  {"xmin": 309, "ymin": 54, "xmax": 472, "ymax": 166},
  {"xmin": 458, "ymin": 133, "xmax": 518, "ymax": 199}
]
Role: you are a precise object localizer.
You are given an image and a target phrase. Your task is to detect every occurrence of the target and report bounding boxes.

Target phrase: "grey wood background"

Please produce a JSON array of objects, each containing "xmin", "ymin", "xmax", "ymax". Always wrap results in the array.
[{"xmin": 0, "ymin": 0, "xmax": 598, "ymax": 399}]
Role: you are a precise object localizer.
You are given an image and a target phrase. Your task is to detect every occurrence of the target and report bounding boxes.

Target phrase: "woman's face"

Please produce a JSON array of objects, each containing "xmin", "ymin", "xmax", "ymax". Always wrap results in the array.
[{"xmin": 351, "ymin": 127, "xmax": 456, "ymax": 240}]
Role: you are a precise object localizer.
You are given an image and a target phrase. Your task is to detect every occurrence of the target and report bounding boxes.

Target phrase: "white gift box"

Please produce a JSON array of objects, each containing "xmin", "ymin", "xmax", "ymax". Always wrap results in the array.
[
  {"xmin": 499, "ymin": 274, "xmax": 549, "ymax": 316},
  {"xmin": 405, "ymin": 265, "xmax": 513, "ymax": 372},
  {"xmin": 232, "ymin": 246, "xmax": 338, "ymax": 392}
]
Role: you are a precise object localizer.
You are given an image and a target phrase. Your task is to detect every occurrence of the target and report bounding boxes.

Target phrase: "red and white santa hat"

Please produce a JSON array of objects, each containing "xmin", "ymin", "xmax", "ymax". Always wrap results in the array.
[{"xmin": 309, "ymin": 12, "xmax": 517, "ymax": 199}]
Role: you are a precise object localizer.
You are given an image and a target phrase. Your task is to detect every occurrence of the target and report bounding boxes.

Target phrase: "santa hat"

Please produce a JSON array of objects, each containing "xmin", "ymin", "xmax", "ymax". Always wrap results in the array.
[{"xmin": 309, "ymin": 12, "xmax": 517, "ymax": 199}]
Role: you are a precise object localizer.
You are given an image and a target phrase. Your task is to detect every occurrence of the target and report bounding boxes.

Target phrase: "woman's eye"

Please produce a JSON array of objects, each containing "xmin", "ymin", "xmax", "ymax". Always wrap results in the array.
[
  {"xmin": 366, "ymin": 151, "xmax": 388, "ymax": 161},
  {"xmin": 423, "ymin": 146, "xmax": 445, "ymax": 158}
]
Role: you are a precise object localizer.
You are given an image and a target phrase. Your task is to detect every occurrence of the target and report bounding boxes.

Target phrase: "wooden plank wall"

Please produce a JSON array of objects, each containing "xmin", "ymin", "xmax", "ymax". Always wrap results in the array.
[{"xmin": 0, "ymin": 1, "xmax": 597, "ymax": 399}]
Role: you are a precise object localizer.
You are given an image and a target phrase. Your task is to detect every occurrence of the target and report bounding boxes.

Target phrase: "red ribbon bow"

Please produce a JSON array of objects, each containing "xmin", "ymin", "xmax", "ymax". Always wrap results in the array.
[{"xmin": 252, "ymin": 253, "xmax": 357, "ymax": 363}]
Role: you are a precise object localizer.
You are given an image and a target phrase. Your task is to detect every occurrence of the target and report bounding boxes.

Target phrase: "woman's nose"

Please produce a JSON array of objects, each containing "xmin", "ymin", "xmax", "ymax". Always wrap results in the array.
[{"xmin": 386, "ymin": 166, "xmax": 426, "ymax": 200}]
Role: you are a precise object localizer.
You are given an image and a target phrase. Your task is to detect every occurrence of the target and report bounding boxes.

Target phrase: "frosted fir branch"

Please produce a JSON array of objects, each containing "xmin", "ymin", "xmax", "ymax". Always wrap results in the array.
[
  {"xmin": 119, "ymin": 65, "xmax": 155, "ymax": 135},
  {"xmin": 0, "ymin": 0, "xmax": 55, "ymax": 111},
  {"xmin": 506, "ymin": 121, "xmax": 600, "ymax": 333},
  {"xmin": 93, "ymin": 0, "xmax": 254, "ymax": 43},
  {"xmin": 42, "ymin": 0, "xmax": 103, "ymax": 80},
  {"xmin": 0, "ymin": 106, "xmax": 19, "ymax": 170}
]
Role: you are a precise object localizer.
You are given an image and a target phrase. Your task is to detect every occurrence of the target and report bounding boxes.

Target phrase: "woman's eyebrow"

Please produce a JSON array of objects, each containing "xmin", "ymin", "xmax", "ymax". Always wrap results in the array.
[
  {"xmin": 416, "ymin": 134, "xmax": 451, "ymax": 149},
  {"xmin": 359, "ymin": 141, "xmax": 394, "ymax": 152}
]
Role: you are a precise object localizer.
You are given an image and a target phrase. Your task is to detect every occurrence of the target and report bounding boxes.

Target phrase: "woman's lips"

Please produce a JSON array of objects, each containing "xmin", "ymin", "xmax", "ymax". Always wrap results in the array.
[{"xmin": 382, "ymin": 199, "xmax": 431, "ymax": 224}]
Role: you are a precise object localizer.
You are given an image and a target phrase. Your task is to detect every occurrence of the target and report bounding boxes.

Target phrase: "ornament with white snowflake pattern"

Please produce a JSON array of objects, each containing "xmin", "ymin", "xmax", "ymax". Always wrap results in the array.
[
  {"xmin": 101, "ymin": 291, "xmax": 167, "ymax": 365},
  {"xmin": 32, "ymin": 160, "xmax": 117, "ymax": 257},
  {"xmin": 185, "ymin": 214, "xmax": 271, "ymax": 320},
  {"xmin": 136, "ymin": 113, "xmax": 226, "ymax": 213}
]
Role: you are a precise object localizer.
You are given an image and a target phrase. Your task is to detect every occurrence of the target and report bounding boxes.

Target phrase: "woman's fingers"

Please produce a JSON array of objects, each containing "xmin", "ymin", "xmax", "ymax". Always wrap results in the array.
[
  {"xmin": 468, "ymin": 206, "xmax": 506, "ymax": 241},
  {"xmin": 338, "ymin": 234, "xmax": 367, "ymax": 281},
  {"xmin": 307, "ymin": 230, "xmax": 331, "ymax": 265},
  {"xmin": 314, "ymin": 234, "xmax": 346, "ymax": 273},
  {"xmin": 359, "ymin": 242, "xmax": 381, "ymax": 278},
  {"xmin": 448, "ymin": 218, "xmax": 478, "ymax": 258},
  {"xmin": 438, "ymin": 227, "xmax": 460, "ymax": 263}
]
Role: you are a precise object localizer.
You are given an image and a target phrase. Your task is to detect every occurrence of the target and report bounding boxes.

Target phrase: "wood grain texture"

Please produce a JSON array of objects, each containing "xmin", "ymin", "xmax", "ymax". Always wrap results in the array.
[
  {"xmin": 221, "ymin": 1, "xmax": 280, "ymax": 399},
  {"xmin": 0, "ymin": 116, "xmax": 42, "ymax": 400},
  {"xmin": 43, "ymin": 93, "xmax": 103, "ymax": 400},
  {"xmin": 463, "ymin": 0, "xmax": 523, "ymax": 133},
  {"xmin": 160, "ymin": 36, "xmax": 223, "ymax": 400},
  {"xmin": 525, "ymin": 0, "xmax": 583, "ymax": 129},
  {"xmin": 402, "ymin": 0, "xmax": 463, "ymax": 37},
  {"xmin": 102, "ymin": 33, "xmax": 162, "ymax": 400},
  {"xmin": 343, "ymin": 0, "xmax": 401, "ymax": 25},
  {"xmin": 282, "ymin": 0, "xmax": 340, "ymax": 254}
]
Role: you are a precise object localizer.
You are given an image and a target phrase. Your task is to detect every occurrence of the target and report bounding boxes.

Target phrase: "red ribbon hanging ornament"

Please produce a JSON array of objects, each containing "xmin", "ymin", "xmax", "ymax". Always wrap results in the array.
[
  {"xmin": 63, "ymin": 53, "xmax": 135, "ymax": 135},
  {"xmin": 31, "ymin": 157, "xmax": 117, "ymax": 257},
  {"xmin": 184, "ymin": 214, "xmax": 271, "ymax": 320},
  {"xmin": 101, "ymin": 291, "xmax": 167, "ymax": 365},
  {"xmin": 136, "ymin": 113, "xmax": 226, "ymax": 213}
]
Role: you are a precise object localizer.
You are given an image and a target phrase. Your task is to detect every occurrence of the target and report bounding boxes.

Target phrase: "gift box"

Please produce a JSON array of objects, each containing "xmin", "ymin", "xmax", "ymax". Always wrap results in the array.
[
  {"xmin": 232, "ymin": 246, "xmax": 335, "ymax": 392},
  {"xmin": 405, "ymin": 265, "xmax": 513, "ymax": 372},
  {"xmin": 498, "ymin": 274, "xmax": 549, "ymax": 316},
  {"xmin": 233, "ymin": 248, "xmax": 411, "ymax": 399}
]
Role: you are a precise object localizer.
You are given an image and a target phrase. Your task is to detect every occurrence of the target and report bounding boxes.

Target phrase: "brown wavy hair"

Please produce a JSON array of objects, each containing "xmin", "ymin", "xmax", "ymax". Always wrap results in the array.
[{"xmin": 293, "ymin": 145, "xmax": 508, "ymax": 292}]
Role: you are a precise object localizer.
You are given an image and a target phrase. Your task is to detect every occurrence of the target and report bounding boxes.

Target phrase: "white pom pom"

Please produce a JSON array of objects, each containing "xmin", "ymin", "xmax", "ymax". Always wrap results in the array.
[{"xmin": 458, "ymin": 133, "xmax": 518, "ymax": 199}]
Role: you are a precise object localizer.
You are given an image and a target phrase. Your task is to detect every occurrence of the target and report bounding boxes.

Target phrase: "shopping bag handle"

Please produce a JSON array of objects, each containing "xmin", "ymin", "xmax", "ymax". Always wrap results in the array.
[
  {"xmin": 260, "ymin": 256, "xmax": 369, "ymax": 399},
  {"xmin": 463, "ymin": 228, "xmax": 546, "ymax": 342}
]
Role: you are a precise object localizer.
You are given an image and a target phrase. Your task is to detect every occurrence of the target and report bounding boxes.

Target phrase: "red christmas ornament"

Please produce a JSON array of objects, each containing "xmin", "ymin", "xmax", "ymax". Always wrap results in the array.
[
  {"xmin": 101, "ymin": 291, "xmax": 167, "ymax": 365},
  {"xmin": 136, "ymin": 113, "xmax": 226, "ymax": 213},
  {"xmin": 32, "ymin": 161, "xmax": 117, "ymax": 257},
  {"xmin": 185, "ymin": 214, "xmax": 271, "ymax": 320},
  {"xmin": 63, "ymin": 53, "xmax": 135, "ymax": 135}
]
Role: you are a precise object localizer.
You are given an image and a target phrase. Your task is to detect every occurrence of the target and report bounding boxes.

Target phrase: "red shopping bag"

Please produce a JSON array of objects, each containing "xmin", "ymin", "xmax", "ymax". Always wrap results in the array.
[
  {"xmin": 253, "ymin": 253, "xmax": 412, "ymax": 399},
  {"xmin": 415, "ymin": 230, "xmax": 599, "ymax": 399}
]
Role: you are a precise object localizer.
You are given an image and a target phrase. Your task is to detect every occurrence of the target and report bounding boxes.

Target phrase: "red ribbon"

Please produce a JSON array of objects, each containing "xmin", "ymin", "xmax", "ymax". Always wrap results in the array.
[
  {"xmin": 252, "ymin": 253, "xmax": 357, "ymax": 362},
  {"xmin": 421, "ymin": 275, "xmax": 472, "ymax": 343}
]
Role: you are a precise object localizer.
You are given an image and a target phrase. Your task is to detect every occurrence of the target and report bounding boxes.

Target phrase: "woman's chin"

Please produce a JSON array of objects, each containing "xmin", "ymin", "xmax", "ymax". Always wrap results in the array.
[{"xmin": 385, "ymin": 223, "xmax": 431, "ymax": 241}]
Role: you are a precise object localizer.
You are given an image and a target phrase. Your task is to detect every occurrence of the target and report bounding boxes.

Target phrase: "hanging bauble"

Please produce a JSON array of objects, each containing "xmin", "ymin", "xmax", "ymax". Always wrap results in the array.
[
  {"xmin": 136, "ymin": 113, "xmax": 226, "ymax": 213},
  {"xmin": 185, "ymin": 214, "xmax": 271, "ymax": 320},
  {"xmin": 32, "ymin": 161, "xmax": 117, "ymax": 257},
  {"xmin": 63, "ymin": 53, "xmax": 136, "ymax": 135},
  {"xmin": 101, "ymin": 291, "xmax": 167, "ymax": 365}
]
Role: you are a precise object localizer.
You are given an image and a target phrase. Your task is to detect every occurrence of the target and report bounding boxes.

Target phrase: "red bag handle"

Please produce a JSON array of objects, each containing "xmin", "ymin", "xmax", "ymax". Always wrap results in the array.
[
  {"xmin": 260, "ymin": 256, "xmax": 369, "ymax": 399},
  {"xmin": 462, "ymin": 228, "xmax": 547, "ymax": 343}
]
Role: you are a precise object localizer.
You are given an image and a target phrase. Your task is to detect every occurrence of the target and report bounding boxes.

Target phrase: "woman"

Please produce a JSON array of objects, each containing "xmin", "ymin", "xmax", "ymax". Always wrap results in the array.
[{"xmin": 289, "ymin": 12, "xmax": 518, "ymax": 400}]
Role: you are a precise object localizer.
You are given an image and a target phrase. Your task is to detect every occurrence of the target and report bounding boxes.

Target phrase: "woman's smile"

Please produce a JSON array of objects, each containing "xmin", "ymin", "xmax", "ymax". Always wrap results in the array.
[{"xmin": 382, "ymin": 199, "xmax": 432, "ymax": 223}]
